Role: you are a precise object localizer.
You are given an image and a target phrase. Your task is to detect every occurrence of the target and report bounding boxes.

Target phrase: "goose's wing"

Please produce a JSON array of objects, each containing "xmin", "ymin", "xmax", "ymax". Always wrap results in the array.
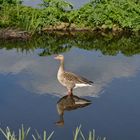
[{"xmin": 63, "ymin": 71, "xmax": 93, "ymax": 85}]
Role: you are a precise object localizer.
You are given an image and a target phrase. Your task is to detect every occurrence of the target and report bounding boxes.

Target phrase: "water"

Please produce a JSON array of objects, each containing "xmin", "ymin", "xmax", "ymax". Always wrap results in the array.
[
  {"xmin": 0, "ymin": 33, "xmax": 140, "ymax": 140},
  {"xmin": 23, "ymin": 0, "xmax": 90, "ymax": 8}
]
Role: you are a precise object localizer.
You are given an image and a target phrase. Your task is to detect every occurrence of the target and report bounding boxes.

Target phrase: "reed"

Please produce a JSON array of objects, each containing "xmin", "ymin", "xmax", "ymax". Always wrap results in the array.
[
  {"xmin": 73, "ymin": 125, "xmax": 106, "ymax": 140},
  {"xmin": 0, "ymin": 125, "xmax": 54, "ymax": 140},
  {"xmin": 0, "ymin": 125, "xmax": 106, "ymax": 140}
]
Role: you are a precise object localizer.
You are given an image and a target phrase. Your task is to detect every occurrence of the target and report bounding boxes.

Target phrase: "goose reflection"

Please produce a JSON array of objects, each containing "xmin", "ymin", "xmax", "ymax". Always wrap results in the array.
[{"xmin": 56, "ymin": 95, "xmax": 91, "ymax": 126}]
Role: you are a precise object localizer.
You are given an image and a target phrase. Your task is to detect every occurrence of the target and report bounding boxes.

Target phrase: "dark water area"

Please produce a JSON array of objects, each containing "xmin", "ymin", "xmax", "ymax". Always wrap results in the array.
[{"xmin": 0, "ymin": 32, "xmax": 140, "ymax": 140}]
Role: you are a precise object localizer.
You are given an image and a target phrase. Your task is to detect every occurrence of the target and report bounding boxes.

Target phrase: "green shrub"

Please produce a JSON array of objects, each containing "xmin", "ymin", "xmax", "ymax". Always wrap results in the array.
[
  {"xmin": 0, "ymin": 0, "xmax": 140, "ymax": 32},
  {"xmin": 72, "ymin": 0, "xmax": 140, "ymax": 30},
  {"xmin": 0, "ymin": 0, "xmax": 22, "ymax": 5}
]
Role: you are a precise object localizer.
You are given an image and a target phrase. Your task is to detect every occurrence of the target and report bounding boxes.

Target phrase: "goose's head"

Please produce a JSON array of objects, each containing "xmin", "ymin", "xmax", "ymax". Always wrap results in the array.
[{"xmin": 54, "ymin": 54, "xmax": 64, "ymax": 61}]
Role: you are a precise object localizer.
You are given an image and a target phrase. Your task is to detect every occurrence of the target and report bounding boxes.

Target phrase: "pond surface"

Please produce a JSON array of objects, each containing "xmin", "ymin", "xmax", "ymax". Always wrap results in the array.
[
  {"xmin": 23, "ymin": 0, "xmax": 90, "ymax": 8},
  {"xmin": 0, "ymin": 33, "xmax": 140, "ymax": 140}
]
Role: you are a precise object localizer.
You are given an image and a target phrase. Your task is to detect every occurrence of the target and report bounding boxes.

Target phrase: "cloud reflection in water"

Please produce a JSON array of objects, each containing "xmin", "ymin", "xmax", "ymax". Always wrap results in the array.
[{"xmin": 0, "ymin": 49, "xmax": 140, "ymax": 97}]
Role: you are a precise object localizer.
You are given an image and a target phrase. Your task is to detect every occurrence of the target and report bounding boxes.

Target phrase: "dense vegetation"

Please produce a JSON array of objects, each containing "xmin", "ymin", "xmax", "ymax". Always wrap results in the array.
[
  {"xmin": 71, "ymin": 0, "xmax": 140, "ymax": 31},
  {"xmin": 0, "ymin": 32, "xmax": 140, "ymax": 56},
  {"xmin": 0, "ymin": 0, "xmax": 22, "ymax": 4},
  {"xmin": 0, "ymin": 0, "xmax": 140, "ymax": 33}
]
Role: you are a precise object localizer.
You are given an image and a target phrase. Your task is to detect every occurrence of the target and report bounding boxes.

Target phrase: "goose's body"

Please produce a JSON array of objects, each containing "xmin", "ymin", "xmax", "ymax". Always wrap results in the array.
[{"xmin": 55, "ymin": 55, "xmax": 93, "ymax": 95}]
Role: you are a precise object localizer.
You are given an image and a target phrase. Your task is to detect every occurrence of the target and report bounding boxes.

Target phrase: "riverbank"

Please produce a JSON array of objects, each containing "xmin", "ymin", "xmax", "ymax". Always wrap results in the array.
[
  {"xmin": 0, "ymin": 0, "xmax": 139, "ymax": 40},
  {"xmin": 0, "ymin": 26, "xmax": 137, "ymax": 40},
  {"xmin": 0, "ymin": 28, "xmax": 31, "ymax": 40}
]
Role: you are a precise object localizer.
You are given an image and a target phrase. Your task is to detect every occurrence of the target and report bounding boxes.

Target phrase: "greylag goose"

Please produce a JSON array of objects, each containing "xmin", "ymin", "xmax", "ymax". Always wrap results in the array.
[{"xmin": 54, "ymin": 55, "xmax": 93, "ymax": 96}]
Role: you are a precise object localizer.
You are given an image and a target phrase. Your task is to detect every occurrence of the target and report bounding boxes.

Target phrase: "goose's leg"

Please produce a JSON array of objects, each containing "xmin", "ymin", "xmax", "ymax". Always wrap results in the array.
[
  {"xmin": 67, "ymin": 88, "xmax": 73, "ymax": 96},
  {"xmin": 55, "ymin": 114, "xmax": 64, "ymax": 126}
]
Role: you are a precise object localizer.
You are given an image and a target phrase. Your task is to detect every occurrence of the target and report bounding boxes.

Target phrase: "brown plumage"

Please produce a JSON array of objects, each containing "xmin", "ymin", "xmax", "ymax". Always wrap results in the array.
[{"xmin": 54, "ymin": 54, "xmax": 93, "ymax": 96}]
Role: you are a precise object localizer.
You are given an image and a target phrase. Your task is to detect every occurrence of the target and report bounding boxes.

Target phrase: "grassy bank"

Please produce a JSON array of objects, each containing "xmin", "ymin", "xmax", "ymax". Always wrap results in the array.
[
  {"xmin": 0, "ymin": 0, "xmax": 140, "ymax": 36},
  {"xmin": 0, "ymin": 125, "xmax": 106, "ymax": 140}
]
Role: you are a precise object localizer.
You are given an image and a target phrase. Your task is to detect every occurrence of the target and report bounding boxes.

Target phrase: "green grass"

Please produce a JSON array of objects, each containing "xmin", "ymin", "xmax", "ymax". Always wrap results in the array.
[
  {"xmin": 0, "ymin": 125, "xmax": 106, "ymax": 140},
  {"xmin": 74, "ymin": 125, "xmax": 106, "ymax": 140},
  {"xmin": 0, "ymin": 125, "xmax": 54, "ymax": 140}
]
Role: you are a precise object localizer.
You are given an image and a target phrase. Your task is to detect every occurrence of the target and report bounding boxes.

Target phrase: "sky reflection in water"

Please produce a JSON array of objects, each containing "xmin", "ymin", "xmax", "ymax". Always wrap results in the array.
[
  {"xmin": 0, "ymin": 41, "xmax": 140, "ymax": 140},
  {"xmin": 23, "ymin": 0, "xmax": 90, "ymax": 8},
  {"xmin": 0, "ymin": 48, "xmax": 140, "ymax": 97}
]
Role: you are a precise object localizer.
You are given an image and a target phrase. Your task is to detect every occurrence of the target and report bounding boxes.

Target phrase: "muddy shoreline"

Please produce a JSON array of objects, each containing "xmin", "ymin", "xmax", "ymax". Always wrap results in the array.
[
  {"xmin": 0, "ymin": 28, "xmax": 31, "ymax": 40},
  {"xmin": 0, "ymin": 27, "xmax": 138, "ymax": 40}
]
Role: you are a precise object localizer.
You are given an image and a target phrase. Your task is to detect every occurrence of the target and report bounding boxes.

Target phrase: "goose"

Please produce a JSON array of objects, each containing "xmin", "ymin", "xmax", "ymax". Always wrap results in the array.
[{"xmin": 54, "ymin": 55, "xmax": 93, "ymax": 96}]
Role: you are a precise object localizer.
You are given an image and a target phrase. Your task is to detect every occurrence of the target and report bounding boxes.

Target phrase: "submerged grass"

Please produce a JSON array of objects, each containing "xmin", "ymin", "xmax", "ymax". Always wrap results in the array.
[{"xmin": 0, "ymin": 125, "xmax": 106, "ymax": 140}]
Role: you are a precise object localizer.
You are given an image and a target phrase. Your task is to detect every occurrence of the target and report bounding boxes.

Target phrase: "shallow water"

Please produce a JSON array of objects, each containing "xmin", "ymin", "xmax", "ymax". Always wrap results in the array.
[{"xmin": 0, "ymin": 33, "xmax": 140, "ymax": 140}]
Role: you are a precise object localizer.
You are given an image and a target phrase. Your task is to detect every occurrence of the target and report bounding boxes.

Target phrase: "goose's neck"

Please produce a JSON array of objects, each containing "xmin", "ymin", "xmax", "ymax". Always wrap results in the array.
[{"xmin": 58, "ymin": 59, "xmax": 64, "ymax": 73}]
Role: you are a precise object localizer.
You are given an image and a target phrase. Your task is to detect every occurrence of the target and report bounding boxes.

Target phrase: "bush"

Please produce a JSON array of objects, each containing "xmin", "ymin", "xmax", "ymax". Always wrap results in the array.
[
  {"xmin": 0, "ymin": 0, "xmax": 140, "ymax": 32},
  {"xmin": 72, "ymin": 0, "xmax": 140, "ymax": 30}
]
